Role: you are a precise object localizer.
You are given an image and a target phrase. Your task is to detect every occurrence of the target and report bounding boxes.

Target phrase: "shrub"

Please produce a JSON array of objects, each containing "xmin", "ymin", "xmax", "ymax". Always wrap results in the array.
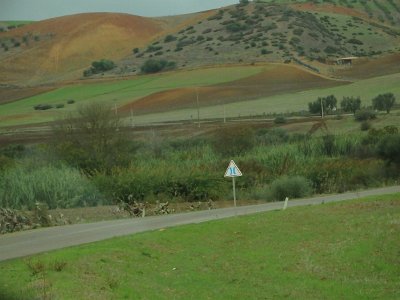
[
  {"xmin": 164, "ymin": 35, "xmax": 176, "ymax": 43},
  {"xmin": 33, "ymin": 104, "xmax": 53, "ymax": 110},
  {"xmin": 347, "ymin": 38, "xmax": 363, "ymax": 45},
  {"xmin": 354, "ymin": 109, "xmax": 376, "ymax": 122},
  {"xmin": 67, "ymin": 99, "xmax": 75, "ymax": 104},
  {"xmin": 377, "ymin": 134, "xmax": 400, "ymax": 166},
  {"xmin": 274, "ymin": 116, "xmax": 287, "ymax": 124},
  {"xmin": 56, "ymin": 104, "xmax": 65, "ymax": 109},
  {"xmin": 261, "ymin": 48, "xmax": 272, "ymax": 55},
  {"xmin": 269, "ymin": 176, "xmax": 312, "ymax": 201},
  {"xmin": 83, "ymin": 59, "xmax": 115, "ymax": 76},
  {"xmin": 226, "ymin": 22, "xmax": 248, "ymax": 32},
  {"xmin": 132, "ymin": 48, "xmax": 139, "ymax": 54},
  {"xmin": 212, "ymin": 126, "xmax": 255, "ymax": 157},
  {"xmin": 256, "ymin": 128, "xmax": 289, "ymax": 145},
  {"xmin": 360, "ymin": 121, "xmax": 371, "ymax": 131},
  {"xmin": 293, "ymin": 28, "xmax": 304, "ymax": 36},
  {"xmin": 141, "ymin": 59, "xmax": 176, "ymax": 74}
]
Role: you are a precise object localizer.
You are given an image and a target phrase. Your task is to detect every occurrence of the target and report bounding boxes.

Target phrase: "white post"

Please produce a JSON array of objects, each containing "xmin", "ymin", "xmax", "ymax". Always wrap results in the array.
[
  {"xmin": 232, "ymin": 177, "xmax": 237, "ymax": 207},
  {"xmin": 130, "ymin": 108, "xmax": 134, "ymax": 128},
  {"xmin": 223, "ymin": 103, "xmax": 226, "ymax": 124},
  {"xmin": 283, "ymin": 197, "xmax": 289, "ymax": 210}
]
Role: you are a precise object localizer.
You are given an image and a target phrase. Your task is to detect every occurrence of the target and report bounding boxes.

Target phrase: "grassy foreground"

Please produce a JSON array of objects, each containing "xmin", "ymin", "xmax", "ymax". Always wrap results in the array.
[{"xmin": 1, "ymin": 194, "xmax": 399, "ymax": 299}]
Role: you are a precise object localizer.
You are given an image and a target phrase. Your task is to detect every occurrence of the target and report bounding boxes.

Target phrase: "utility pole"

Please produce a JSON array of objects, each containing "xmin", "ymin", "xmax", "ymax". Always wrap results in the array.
[
  {"xmin": 223, "ymin": 99, "xmax": 226, "ymax": 124},
  {"xmin": 130, "ymin": 107, "xmax": 134, "ymax": 128},
  {"xmin": 320, "ymin": 98, "xmax": 324, "ymax": 118},
  {"xmin": 196, "ymin": 87, "xmax": 200, "ymax": 128}
]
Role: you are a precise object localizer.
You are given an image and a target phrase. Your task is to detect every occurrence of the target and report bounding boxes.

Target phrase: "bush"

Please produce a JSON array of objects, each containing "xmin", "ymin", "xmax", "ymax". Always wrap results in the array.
[
  {"xmin": 212, "ymin": 126, "xmax": 255, "ymax": 157},
  {"xmin": 354, "ymin": 109, "xmax": 376, "ymax": 122},
  {"xmin": 360, "ymin": 121, "xmax": 371, "ymax": 131},
  {"xmin": 226, "ymin": 22, "xmax": 248, "ymax": 32},
  {"xmin": 83, "ymin": 59, "xmax": 115, "ymax": 76},
  {"xmin": 274, "ymin": 116, "xmax": 287, "ymax": 124},
  {"xmin": 256, "ymin": 128, "xmax": 289, "ymax": 145},
  {"xmin": 67, "ymin": 99, "xmax": 75, "ymax": 104},
  {"xmin": 269, "ymin": 176, "xmax": 312, "ymax": 201},
  {"xmin": 33, "ymin": 104, "xmax": 53, "ymax": 110},
  {"xmin": 164, "ymin": 35, "xmax": 176, "ymax": 43},
  {"xmin": 141, "ymin": 59, "xmax": 176, "ymax": 74},
  {"xmin": 377, "ymin": 134, "xmax": 400, "ymax": 166},
  {"xmin": 261, "ymin": 48, "xmax": 272, "ymax": 55},
  {"xmin": 56, "ymin": 104, "xmax": 65, "ymax": 109}
]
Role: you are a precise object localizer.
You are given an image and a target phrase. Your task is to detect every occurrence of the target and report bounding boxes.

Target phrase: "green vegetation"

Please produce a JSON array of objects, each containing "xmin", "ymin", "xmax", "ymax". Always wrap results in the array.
[
  {"xmin": 341, "ymin": 96, "xmax": 361, "ymax": 115},
  {"xmin": 140, "ymin": 59, "xmax": 176, "ymax": 74},
  {"xmin": 308, "ymin": 95, "xmax": 337, "ymax": 116},
  {"xmin": 1, "ymin": 194, "xmax": 399, "ymax": 299},
  {"xmin": 372, "ymin": 93, "xmax": 396, "ymax": 113},
  {"xmin": 1, "ymin": 103, "xmax": 399, "ymax": 210},
  {"xmin": 83, "ymin": 59, "xmax": 116, "ymax": 77},
  {"xmin": 0, "ymin": 66, "xmax": 264, "ymax": 127},
  {"xmin": 269, "ymin": 175, "xmax": 311, "ymax": 200}
]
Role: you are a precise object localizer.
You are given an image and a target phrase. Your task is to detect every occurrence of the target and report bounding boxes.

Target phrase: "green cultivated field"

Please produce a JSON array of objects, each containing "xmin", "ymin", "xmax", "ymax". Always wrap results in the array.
[
  {"xmin": 0, "ymin": 66, "xmax": 264, "ymax": 127},
  {"xmin": 0, "ymin": 194, "xmax": 399, "ymax": 299},
  {"xmin": 1, "ymin": 66, "xmax": 399, "ymax": 128},
  {"xmin": 131, "ymin": 72, "xmax": 400, "ymax": 124}
]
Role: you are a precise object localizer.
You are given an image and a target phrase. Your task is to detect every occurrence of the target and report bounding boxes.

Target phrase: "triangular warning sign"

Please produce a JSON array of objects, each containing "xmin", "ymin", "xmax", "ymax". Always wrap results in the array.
[{"xmin": 224, "ymin": 160, "xmax": 242, "ymax": 177}]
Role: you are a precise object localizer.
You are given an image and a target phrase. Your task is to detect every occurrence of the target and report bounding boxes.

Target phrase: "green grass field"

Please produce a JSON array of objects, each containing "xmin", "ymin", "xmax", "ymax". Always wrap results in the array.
[
  {"xmin": 0, "ymin": 194, "xmax": 399, "ymax": 299},
  {"xmin": 0, "ymin": 66, "xmax": 264, "ymax": 127},
  {"xmin": 1, "ymin": 66, "xmax": 399, "ymax": 128},
  {"xmin": 130, "ymin": 72, "xmax": 400, "ymax": 125}
]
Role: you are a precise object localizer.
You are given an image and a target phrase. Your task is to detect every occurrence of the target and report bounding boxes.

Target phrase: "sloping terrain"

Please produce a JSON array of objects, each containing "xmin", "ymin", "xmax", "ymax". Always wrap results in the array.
[
  {"xmin": 120, "ymin": 64, "xmax": 348, "ymax": 114},
  {"xmin": 0, "ymin": 12, "xmax": 211, "ymax": 85},
  {"xmin": 118, "ymin": 1, "xmax": 400, "ymax": 77}
]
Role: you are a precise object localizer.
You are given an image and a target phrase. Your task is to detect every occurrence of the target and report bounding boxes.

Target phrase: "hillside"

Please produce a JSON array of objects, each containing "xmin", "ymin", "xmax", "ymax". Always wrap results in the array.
[
  {"xmin": 117, "ymin": 0, "xmax": 400, "ymax": 77},
  {"xmin": 0, "ymin": 12, "xmax": 211, "ymax": 85},
  {"xmin": 0, "ymin": 1, "xmax": 399, "ymax": 87}
]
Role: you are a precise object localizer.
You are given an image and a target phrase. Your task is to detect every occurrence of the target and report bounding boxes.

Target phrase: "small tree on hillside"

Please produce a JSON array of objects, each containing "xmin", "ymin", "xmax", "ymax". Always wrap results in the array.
[
  {"xmin": 372, "ymin": 93, "xmax": 396, "ymax": 114},
  {"xmin": 341, "ymin": 96, "xmax": 361, "ymax": 115}
]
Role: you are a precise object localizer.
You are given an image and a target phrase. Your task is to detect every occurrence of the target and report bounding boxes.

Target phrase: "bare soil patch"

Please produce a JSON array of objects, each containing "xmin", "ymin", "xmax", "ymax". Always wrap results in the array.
[{"xmin": 334, "ymin": 54, "xmax": 400, "ymax": 80}]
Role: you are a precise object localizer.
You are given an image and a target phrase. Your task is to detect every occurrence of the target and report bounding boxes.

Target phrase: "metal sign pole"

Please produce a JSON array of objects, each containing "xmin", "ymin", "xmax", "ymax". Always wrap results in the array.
[{"xmin": 232, "ymin": 177, "xmax": 237, "ymax": 207}]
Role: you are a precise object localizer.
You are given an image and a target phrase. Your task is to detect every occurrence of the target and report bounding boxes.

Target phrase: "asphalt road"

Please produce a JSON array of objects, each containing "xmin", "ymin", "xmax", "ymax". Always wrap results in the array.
[{"xmin": 1, "ymin": 185, "xmax": 399, "ymax": 261}]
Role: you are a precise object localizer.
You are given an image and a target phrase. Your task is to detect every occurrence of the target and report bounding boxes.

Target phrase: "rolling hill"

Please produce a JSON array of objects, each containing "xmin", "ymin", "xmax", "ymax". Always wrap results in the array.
[{"xmin": 0, "ymin": 11, "xmax": 212, "ymax": 85}]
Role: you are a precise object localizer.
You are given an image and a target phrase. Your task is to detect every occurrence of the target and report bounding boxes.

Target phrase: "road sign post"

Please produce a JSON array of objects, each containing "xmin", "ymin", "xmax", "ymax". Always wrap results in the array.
[{"xmin": 224, "ymin": 160, "xmax": 242, "ymax": 207}]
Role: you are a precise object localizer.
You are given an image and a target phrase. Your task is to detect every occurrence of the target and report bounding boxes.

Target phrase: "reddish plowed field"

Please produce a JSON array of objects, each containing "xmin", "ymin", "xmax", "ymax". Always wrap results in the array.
[{"xmin": 335, "ymin": 54, "xmax": 400, "ymax": 80}]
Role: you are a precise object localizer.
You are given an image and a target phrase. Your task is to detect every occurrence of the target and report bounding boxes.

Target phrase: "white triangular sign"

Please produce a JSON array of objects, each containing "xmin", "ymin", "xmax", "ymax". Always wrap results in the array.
[{"xmin": 224, "ymin": 160, "xmax": 242, "ymax": 177}]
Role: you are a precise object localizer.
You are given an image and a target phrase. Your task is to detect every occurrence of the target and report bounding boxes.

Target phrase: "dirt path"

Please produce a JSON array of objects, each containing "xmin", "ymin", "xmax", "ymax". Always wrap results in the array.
[{"xmin": 1, "ymin": 185, "xmax": 399, "ymax": 261}]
